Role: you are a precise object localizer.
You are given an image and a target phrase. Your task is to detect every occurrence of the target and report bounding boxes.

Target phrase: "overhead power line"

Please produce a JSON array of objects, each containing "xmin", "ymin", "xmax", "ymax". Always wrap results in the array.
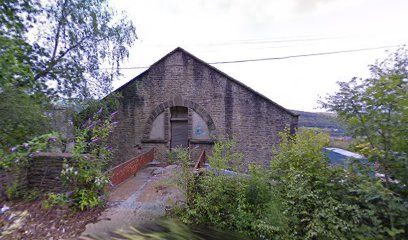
[
  {"xmin": 208, "ymin": 44, "xmax": 404, "ymax": 64},
  {"xmin": 106, "ymin": 44, "xmax": 405, "ymax": 70}
]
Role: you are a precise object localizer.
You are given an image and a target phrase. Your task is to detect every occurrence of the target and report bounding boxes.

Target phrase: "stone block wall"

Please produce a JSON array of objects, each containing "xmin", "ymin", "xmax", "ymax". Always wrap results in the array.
[
  {"xmin": 0, "ymin": 167, "xmax": 28, "ymax": 201},
  {"xmin": 0, "ymin": 153, "xmax": 72, "ymax": 201},
  {"xmin": 109, "ymin": 48, "xmax": 298, "ymax": 167},
  {"xmin": 0, "ymin": 149, "xmax": 157, "ymax": 201},
  {"xmin": 28, "ymin": 152, "xmax": 72, "ymax": 192}
]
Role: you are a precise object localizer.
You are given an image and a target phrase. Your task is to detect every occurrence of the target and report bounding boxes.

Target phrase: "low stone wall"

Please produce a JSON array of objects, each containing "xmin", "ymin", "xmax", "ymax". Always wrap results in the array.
[
  {"xmin": 109, "ymin": 148, "xmax": 155, "ymax": 186},
  {"xmin": 1, "ymin": 149, "xmax": 155, "ymax": 201},
  {"xmin": 28, "ymin": 152, "xmax": 72, "ymax": 192},
  {"xmin": 0, "ymin": 167, "xmax": 28, "ymax": 200},
  {"xmin": 0, "ymin": 153, "xmax": 71, "ymax": 201}
]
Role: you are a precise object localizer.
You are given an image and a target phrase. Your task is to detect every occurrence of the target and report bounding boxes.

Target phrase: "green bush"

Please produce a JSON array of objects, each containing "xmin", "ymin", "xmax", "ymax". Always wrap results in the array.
[
  {"xmin": 174, "ymin": 141, "xmax": 288, "ymax": 239},
  {"xmin": 1, "ymin": 106, "xmax": 116, "ymax": 210},
  {"xmin": 176, "ymin": 130, "xmax": 408, "ymax": 239},
  {"xmin": 5, "ymin": 181, "xmax": 22, "ymax": 200},
  {"xmin": 0, "ymin": 88, "xmax": 51, "ymax": 150},
  {"xmin": 60, "ymin": 107, "xmax": 116, "ymax": 210},
  {"xmin": 42, "ymin": 193, "xmax": 69, "ymax": 209},
  {"xmin": 23, "ymin": 188, "xmax": 41, "ymax": 202},
  {"xmin": 322, "ymin": 48, "xmax": 408, "ymax": 196},
  {"xmin": 0, "ymin": 132, "xmax": 62, "ymax": 170},
  {"xmin": 271, "ymin": 130, "xmax": 407, "ymax": 239},
  {"xmin": 0, "ymin": 132, "xmax": 62, "ymax": 200},
  {"xmin": 71, "ymin": 189, "xmax": 103, "ymax": 211},
  {"xmin": 209, "ymin": 140, "xmax": 243, "ymax": 171}
]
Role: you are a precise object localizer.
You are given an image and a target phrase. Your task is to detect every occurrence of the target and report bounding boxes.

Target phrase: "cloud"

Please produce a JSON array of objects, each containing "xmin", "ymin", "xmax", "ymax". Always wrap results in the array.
[{"xmin": 293, "ymin": 0, "xmax": 337, "ymax": 13}]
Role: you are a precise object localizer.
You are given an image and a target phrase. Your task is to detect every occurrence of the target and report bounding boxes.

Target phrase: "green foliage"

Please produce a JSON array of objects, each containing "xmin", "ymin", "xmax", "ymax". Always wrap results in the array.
[
  {"xmin": 72, "ymin": 92, "xmax": 121, "ymax": 127},
  {"xmin": 0, "ymin": 132, "xmax": 62, "ymax": 200},
  {"xmin": 209, "ymin": 140, "xmax": 243, "ymax": 171},
  {"xmin": 0, "ymin": 132, "xmax": 61, "ymax": 169},
  {"xmin": 271, "ymin": 129, "xmax": 330, "ymax": 177},
  {"xmin": 71, "ymin": 189, "xmax": 102, "ymax": 211},
  {"xmin": 32, "ymin": 0, "xmax": 137, "ymax": 98},
  {"xmin": 271, "ymin": 130, "xmax": 408, "ymax": 239},
  {"xmin": 0, "ymin": 0, "xmax": 39, "ymax": 90},
  {"xmin": 322, "ymin": 47, "xmax": 408, "ymax": 196},
  {"xmin": 0, "ymin": 89, "xmax": 51, "ymax": 149},
  {"xmin": 0, "ymin": 0, "xmax": 135, "ymax": 149},
  {"xmin": 329, "ymin": 136, "xmax": 353, "ymax": 150},
  {"xmin": 180, "ymin": 172, "xmax": 288, "ymax": 239},
  {"xmin": 23, "ymin": 188, "xmax": 42, "ymax": 202},
  {"xmin": 0, "ymin": 105, "xmax": 115, "ymax": 210},
  {"xmin": 171, "ymin": 148, "xmax": 196, "ymax": 206},
  {"xmin": 60, "ymin": 107, "xmax": 116, "ymax": 210},
  {"xmin": 167, "ymin": 150, "xmax": 177, "ymax": 165},
  {"xmin": 176, "ymin": 130, "xmax": 408, "ymax": 239},
  {"xmin": 3, "ymin": 181, "xmax": 41, "ymax": 202},
  {"xmin": 42, "ymin": 193, "xmax": 69, "ymax": 209},
  {"xmin": 174, "ymin": 141, "xmax": 287, "ymax": 239},
  {"xmin": 5, "ymin": 181, "xmax": 22, "ymax": 200},
  {"xmin": 1, "ymin": 0, "xmax": 136, "ymax": 99}
]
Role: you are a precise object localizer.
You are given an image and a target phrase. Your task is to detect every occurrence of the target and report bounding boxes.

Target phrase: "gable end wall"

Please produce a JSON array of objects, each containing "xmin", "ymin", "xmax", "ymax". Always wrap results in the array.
[{"xmin": 109, "ymin": 50, "xmax": 298, "ymax": 166}]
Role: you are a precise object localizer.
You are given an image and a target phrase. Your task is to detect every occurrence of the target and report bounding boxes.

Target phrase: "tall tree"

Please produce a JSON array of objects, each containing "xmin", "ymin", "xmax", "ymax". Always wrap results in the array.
[
  {"xmin": 322, "ymin": 48, "xmax": 408, "ymax": 194},
  {"xmin": 1, "ymin": 0, "xmax": 136, "ymax": 98},
  {"xmin": 31, "ymin": 0, "xmax": 137, "ymax": 98},
  {"xmin": 0, "ymin": 0, "xmax": 136, "ymax": 148},
  {"xmin": 0, "ymin": 0, "xmax": 39, "ymax": 91}
]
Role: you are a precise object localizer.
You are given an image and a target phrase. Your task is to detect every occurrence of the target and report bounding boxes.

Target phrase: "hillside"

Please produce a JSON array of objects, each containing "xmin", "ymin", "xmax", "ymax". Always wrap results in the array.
[{"xmin": 292, "ymin": 110, "xmax": 347, "ymax": 136}]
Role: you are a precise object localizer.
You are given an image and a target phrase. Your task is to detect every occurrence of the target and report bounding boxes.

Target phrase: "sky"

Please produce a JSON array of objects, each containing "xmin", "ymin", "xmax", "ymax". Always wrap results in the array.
[{"xmin": 109, "ymin": 0, "xmax": 408, "ymax": 112}]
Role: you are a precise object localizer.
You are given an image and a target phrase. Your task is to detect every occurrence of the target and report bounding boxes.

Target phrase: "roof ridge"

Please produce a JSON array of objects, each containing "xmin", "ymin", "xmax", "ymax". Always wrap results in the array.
[{"xmin": 112, "ymin": 47, "xmax": 299, "ymax": 117}]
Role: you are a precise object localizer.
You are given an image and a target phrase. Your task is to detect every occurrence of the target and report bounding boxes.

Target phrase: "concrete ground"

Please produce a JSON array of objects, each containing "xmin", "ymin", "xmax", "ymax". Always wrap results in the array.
[{"xmin": 80, "ymin": 165, "xmax": 184, "ymax": 239}]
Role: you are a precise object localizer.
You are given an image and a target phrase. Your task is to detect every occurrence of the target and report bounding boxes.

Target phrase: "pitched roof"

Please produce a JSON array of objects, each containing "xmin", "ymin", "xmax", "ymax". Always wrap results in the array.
[{"xmin": 113, "ymin": 47, "xmax": 298, "ymax": 117}]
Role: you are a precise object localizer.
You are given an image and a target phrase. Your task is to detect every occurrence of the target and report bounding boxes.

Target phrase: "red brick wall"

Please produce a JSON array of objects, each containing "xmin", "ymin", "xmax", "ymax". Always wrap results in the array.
[{"xmin": 109, "ymin": 148, "xmax": 155, "ymax": 186}]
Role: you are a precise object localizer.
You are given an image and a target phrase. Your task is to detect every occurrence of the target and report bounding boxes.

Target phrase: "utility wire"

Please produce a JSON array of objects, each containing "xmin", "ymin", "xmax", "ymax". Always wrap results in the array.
[
  {"xmin": 104, "ymin": 44, "xmax": 405, "ymax": 70},
  {"xmin": 209, "ymin": 44, "xmax": 404, "ymax": 64}
]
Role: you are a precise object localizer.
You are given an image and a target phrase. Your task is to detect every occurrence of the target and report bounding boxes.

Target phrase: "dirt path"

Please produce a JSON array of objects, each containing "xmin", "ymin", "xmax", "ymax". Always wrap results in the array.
[{"xmin": 80, "ymin": 165, "xmax": 183, "ymax": 239}]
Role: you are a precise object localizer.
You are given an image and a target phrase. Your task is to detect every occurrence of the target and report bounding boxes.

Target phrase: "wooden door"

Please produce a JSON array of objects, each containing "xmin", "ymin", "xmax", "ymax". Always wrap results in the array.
[
  {"xmin": 171, "ymin": 120, "xmax": 188, "ymax": 148},
  {"xmin": 170, "ymin": 106, "xmax": 189, "ymax": 148}
]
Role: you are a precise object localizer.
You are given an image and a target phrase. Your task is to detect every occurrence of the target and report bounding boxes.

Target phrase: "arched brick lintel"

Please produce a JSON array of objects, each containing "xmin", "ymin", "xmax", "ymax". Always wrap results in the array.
[{"xmin": 143, "ymin": 96, "xmax": 216, "ymax": 139}]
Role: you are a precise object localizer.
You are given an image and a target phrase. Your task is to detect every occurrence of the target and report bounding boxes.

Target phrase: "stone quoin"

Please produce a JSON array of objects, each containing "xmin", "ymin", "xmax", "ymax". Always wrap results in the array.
[{"xmin": 107, "ymin": 47, "xmax": 298, "ymax": 166}]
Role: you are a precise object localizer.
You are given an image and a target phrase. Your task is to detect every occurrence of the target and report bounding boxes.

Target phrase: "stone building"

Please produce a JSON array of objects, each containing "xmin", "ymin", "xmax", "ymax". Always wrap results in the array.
[{"xmin": 108, "ymin": 47, "xmax": 298, "ymax": 166}]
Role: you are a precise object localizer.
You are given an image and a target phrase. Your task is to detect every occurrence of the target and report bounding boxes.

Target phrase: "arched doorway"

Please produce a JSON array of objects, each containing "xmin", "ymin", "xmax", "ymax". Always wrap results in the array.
[{"xmin": 142, "ymin": 96, "xmax": 216, "ymax": 150}]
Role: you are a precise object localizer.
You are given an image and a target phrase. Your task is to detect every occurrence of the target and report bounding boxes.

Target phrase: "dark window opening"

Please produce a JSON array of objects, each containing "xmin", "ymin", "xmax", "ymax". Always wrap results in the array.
[{"xmin": 170, "ymin": 106, "xmax": 188, "ymax": 148}]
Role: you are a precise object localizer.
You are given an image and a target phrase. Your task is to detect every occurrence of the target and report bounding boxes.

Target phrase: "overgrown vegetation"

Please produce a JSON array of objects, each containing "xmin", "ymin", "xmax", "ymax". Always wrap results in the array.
[
  {"xmin": 322, "ymin": 47, "xmax": 408, "ymax": 198},
  {"xmin": 1, "ymin": 105, "xmax": 117, "ymax": 210},
  {"xmin": 0, "ymin": 132, "xmax": 62, "ymax": 200},
  {"xmin": 174, "ymin": 130, "xmax": 408, "ymax": 239},
  {"xmin": 46, "ymin": 107, "xmax": 117, "ymax": 210},
  {"xmin": 72, "ymin": 92, "xmax": 122, "ymax": 127},
  {"xmin": 0, "ymin": 91, "xmax": 51, "ymax": 148},
  {"xmin": 0, "ymin": 0, "xmax": 136, "ymax": 149},
  {"xmin": 0, "ymin": 132, "xmax": 62, "ymax": 170},
  {"xmin": 170, "ymin": 48, "xmax": 408, "ymax": 238}
]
